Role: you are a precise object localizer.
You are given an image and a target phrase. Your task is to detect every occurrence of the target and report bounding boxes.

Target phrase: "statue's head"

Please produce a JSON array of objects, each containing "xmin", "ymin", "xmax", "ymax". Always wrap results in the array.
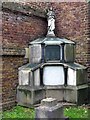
[{"xmin": 49, "ymin": 7, "xmax": 53, "ymax": 11}]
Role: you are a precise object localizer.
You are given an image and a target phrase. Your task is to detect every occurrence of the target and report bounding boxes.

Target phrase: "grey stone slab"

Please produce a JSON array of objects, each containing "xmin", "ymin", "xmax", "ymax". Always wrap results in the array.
[
  {"xmin": 18, "ymin": 64, "xmax": 42, "ymax": 87},
  {"xmin": 46, "ymin": 89, "xmax": 64, "ymax": 102},
  {"xmin": 66, "ymin": 63, "xmax": 87, "ymax": 86},
  {"xmin": 64, "ymin": 85, "xmax": 88, "ymax": 105},
  {"xmin": 18, "ymin": 69, "xmax": 31, "ymax": 86},
  {"xmin": 32, "ymin": 89, "xmax": 46, "ymax": 104},
  {"xmin": 35, "ymin": 103, "xmax": 64, "ymax": 119},
  {"xmin": 17, "ymin": 86, "xmax": 46, "ymax": 106},
  {"xmin": 17, "ymin": 88, "xmax": 27, "ymax": 105},
  {"xmin": 64, "ymin": 44, "xmax": 75, "ymax": 62},
  {"xmin": 29, "ymin": 44, "xmax": 42, "ymax": 63},
  {"xmin": 41, "ymin": 98, "xmax": 57, "ymax": 107}
]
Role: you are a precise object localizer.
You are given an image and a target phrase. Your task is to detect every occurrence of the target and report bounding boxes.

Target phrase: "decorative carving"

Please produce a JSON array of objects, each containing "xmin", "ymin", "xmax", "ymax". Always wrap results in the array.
[{"xmin": 47, "ymin": 7, "xmax": 55, "ymax": 36}]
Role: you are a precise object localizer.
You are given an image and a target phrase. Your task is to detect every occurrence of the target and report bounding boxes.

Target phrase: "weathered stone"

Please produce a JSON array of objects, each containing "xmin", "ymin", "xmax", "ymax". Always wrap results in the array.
[
  {"xmin": 17, "ymin": 86, "xmax": 46, "ymax": 106},
  {"xmin": 35, "ymin": 98, "xmax": 68, "ymax": 119},
  {"xmin": 41, "ymin": 98, "xmax": 57, "ymax": 107},
  {"xmin": 46, "ymin": 88, "xmax": 64, "ymax": 102},
  {"xmin": 65, "ymin": 85, "xmax": 88, "ymax": 105}
]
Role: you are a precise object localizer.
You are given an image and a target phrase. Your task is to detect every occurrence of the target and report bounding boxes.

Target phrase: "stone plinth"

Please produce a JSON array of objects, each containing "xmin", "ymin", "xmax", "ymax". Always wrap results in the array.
[
  {"xmin": 17, "ymin": 86, "xmax": 46, "ymax": 106},
  {"xmin": 35, "ymin": 98, "xmax": 68, "ymax": 120},
  {"xmin": 41, "ymin": 98, "xmax": 57, "ymax": 107}
]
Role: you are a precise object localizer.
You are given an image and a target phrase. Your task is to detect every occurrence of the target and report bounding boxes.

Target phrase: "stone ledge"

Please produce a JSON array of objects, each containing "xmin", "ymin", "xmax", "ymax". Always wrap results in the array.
[
  {"xmin": 2, "ymin": 2, "xmax": 47, "ymax": 19},
  {"xmin": 1, "ymin": 47, "xmax": 25, "ymax": 56}
]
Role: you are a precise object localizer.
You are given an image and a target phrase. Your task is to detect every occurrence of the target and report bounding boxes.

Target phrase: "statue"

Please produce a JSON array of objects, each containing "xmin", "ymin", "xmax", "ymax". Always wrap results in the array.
[{"xmin": 47, "ymin": 7, "xmax": 55, "ymax": 36}]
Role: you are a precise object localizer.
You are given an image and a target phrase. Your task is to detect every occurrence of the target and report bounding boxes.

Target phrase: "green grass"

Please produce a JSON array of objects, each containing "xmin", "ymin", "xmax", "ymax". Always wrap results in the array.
[
  {"xmin": 2, "ymin": 106, "xmax": 35, "ymax": 119},
  {"xmin": 64, "ymin": 106, "xmax": 88, "ymax": 119},
  {"xmin": 2, "ymin": 105, "xmax": 89, "ymax": 119}
]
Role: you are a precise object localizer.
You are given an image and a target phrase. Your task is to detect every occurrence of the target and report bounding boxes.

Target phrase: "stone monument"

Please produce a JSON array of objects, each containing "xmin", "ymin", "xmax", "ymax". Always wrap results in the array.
[{"xmin": 17, "ymin": 7, "xmax": 88, "ymax": 107}]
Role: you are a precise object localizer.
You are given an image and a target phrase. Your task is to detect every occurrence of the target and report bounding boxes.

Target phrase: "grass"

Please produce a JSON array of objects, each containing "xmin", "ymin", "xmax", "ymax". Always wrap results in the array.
[
  {"xmin": 64, "ymin": 106, "xmax": 88, "ymax": 119},
  {"xmin": 2, "ymin": 106, "xmax": 35, "ymax": 119},
  {"xmin": 2, "ymin": 105, "xmax": 89, "ymax": 119}
]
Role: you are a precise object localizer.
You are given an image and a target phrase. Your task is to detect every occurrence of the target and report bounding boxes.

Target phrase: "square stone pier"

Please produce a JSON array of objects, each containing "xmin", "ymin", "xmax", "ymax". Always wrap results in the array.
[{"xmin": 35, "ymin": 98, "xmax": 69, "ymax": 120}]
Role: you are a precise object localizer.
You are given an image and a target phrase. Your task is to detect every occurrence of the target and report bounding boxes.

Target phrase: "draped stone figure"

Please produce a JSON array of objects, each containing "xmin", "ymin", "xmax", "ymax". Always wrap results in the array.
[{"xmin": 47, "ymin": 7, "xmax": 55, "ymax": 36}]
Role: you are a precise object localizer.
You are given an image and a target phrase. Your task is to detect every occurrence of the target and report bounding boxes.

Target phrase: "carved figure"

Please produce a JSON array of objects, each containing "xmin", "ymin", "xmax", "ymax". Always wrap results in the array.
[{"xmin": 47, "ymin": 7, "xmax": 55, "ymax": 36}]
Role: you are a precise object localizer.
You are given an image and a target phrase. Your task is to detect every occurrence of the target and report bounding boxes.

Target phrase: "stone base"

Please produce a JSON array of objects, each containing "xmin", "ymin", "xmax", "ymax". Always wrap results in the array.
[
  {"xmin": 45, "ymin": 86, "xmax": 65, "ymax": 102},
  {"xmin": 17, "ymin": 85, "xmax": 89, "ymax": 107},
  {"xmin": 17, "ymin": 85, "xmax": 46, "ymax": 106},
  {"xmin": 45, "ymin": 85, "xmax": 88, "ymax": 105},
  {"xmin": 65, "ymin": 85, "xmax": 88, "ymax": 105}
]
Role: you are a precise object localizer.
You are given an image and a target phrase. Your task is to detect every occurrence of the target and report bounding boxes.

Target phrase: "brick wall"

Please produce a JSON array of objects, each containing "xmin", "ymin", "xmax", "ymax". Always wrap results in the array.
[
  {"xmin": 2, "ymin": 2, "xmax": 47, "ymax": 110},
  {"xmin": 0, "ymin": 4, "xmax": 2, "ymax": 111},
  {"xmin": 87, "ymin": 3, "xmax": 90, "ymax": 81},
  {"xmin": 2, "ymin": 56, "xmax": 24, "ymax": 109},
  {"xmin": 1, "ymin": 2, "xmax": 90, "ymax": 109}
]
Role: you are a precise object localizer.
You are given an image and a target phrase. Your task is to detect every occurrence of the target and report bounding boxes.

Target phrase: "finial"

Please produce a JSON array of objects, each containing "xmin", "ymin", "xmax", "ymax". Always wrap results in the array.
[{"xmin": 47, "ymin": 7, "xmax": 55, "ymax": 36}]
